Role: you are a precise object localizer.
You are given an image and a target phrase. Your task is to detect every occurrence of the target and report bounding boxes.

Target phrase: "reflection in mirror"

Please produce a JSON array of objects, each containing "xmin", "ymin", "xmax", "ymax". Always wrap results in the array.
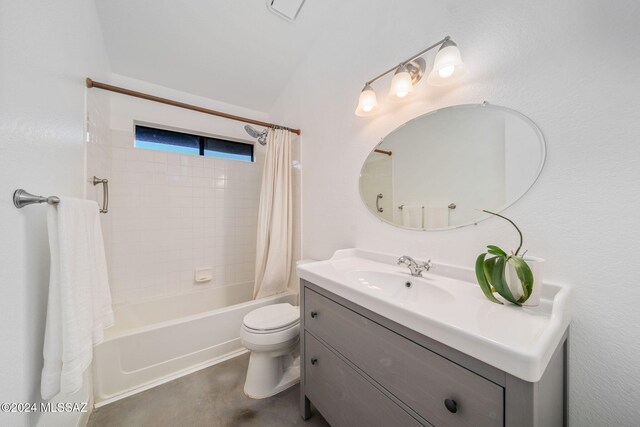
[{"xmin": 360, "ymin": 104, "xmax": 545, "ymax": 231}]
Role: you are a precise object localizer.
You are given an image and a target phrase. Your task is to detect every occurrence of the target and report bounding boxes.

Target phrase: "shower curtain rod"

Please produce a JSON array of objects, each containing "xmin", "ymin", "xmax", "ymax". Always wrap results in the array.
[{"xmin": 85, "ymin": 78, "xmax": 301, "ymax": 135}]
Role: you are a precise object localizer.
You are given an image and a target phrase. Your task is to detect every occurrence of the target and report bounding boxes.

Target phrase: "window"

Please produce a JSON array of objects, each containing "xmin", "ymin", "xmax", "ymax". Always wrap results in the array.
[{"xmin": 134, "ymin": 125, "xmax": 254, "ymax": 162}]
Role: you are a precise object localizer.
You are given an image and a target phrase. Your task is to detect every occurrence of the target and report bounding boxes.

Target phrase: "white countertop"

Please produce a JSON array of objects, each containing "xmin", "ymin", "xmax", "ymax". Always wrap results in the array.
[{"xmin": 297, "ymin": 248, "xmax": 572, "ymax": 383}]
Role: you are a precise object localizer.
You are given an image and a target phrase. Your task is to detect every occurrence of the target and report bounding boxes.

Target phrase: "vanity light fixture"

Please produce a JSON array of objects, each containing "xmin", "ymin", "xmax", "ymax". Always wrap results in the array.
[
  {"xmin": 427, "ymin": 39, "xmax": 467, "ymax": 85},
  {"xmin": 355, "ymin": 36, "xmax": 467, "ymax": 116},
  {"xmin": 354, "ymin": 84, "xmax": 379, "ymax": 117},
  {"xmin": 389, "ymin": 64, "xmax": 413, "ymax": 99}
]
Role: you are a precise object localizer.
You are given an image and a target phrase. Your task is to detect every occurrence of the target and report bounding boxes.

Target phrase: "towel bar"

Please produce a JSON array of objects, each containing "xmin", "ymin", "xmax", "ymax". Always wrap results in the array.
[
  {"xmin": 13, "ymin": 189, "xmax": 60, "ymax": 208},
  {"xmin": 13, "ymin": 176, "xmax": 109, "ymax": 214},
  {"xmin": 398, "ymin": 203, "xmax": 456, "ymax": 210}
]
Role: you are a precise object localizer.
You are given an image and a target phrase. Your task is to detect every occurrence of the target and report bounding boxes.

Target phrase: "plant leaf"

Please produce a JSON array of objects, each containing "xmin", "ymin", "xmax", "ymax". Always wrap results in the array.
[
  {"xmin": 491, "ymin": 257, "xmax": 521, "ymax": 305},
  {"xmin": 486, "ymin": 245, "xmax": 508, "ymax": 257},
  {"xmin": 475, "ymin": 254, "xmax": 502, "ymax": 304},
  {"xmin": 508, "ymin": 257, "xmax": 534, "ymax": 304},
  {"xmin": 483, "ymin": 256, "xmax": 498, "ymax": 286},
  {"xmin": 487, "ymin": 249, "xmax": 506, "ymax": 257}
]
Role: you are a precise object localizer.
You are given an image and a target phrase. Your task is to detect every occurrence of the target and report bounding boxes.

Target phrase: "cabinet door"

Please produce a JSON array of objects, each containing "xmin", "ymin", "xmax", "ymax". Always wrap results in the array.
[
  {"xmin": 305, "ymin": 332, "xmax": 425, "ymax": 427},
  {"xmin": 305, "ymin": 289, "xmax": 504, "ymax": 427}
]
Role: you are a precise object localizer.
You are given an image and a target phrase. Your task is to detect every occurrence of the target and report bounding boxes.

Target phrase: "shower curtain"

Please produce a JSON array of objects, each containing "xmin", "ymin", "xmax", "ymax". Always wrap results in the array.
[{"xmin": 253, "ymin": 128, "xmax": 293, "ymax": 299}]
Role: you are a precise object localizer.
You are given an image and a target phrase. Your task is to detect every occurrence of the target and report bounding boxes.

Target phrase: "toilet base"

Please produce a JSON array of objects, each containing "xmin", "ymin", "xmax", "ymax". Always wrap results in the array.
[{"xmin": 243, "ymin": 351, "xmax": 300, "ymax": 399}]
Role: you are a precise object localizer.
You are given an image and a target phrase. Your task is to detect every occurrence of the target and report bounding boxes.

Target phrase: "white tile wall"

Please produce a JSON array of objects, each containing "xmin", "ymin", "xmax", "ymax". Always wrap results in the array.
[
  {"xmin": 86, "ymin": 76, "xmax": 302, "ymax": 305},
  {"xmin": 89, "ymin": 128, "xmax": 270, "ymax": 304},
  {"xmin": 360, "ymin": 155, "xmax": 393, "ymax": 223}
]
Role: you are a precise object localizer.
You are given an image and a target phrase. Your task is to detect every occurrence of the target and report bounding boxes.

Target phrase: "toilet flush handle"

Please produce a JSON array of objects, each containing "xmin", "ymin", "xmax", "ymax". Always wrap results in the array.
[{"xmin": 310, "ymin": 311, "xmax": 318, "ymax": 318}]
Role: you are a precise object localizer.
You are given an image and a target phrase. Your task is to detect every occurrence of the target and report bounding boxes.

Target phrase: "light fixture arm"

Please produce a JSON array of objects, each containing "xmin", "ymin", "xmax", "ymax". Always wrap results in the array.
[{"xmin": 364, "ymin": 36, "xmax": 451, "ymax": 86}]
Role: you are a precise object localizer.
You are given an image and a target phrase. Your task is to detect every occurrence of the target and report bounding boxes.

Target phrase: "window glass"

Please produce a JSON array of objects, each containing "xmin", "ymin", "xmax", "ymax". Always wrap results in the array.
[
  {"xmin": 134, "ymin": 125, "xmax": 254, "ymax": 162},
  {"xmin": 204, "ymin": 137, "xmax": 253, "ymax": 162},
  {"xmin": 135, "ymin": 126, "xmax": 200, "ymax": 155}
]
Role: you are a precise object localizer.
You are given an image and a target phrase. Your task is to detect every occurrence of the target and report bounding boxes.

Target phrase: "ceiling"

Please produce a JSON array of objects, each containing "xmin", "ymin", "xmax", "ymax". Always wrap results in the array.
[{"xmin": 95, "ymin": 0, "xmax": 340, "ymax": 112}]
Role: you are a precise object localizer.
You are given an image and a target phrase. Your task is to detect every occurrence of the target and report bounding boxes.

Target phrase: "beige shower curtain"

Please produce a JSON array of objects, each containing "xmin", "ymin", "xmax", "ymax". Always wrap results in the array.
[{"xmin": 253, "ymin": 128, "xmax": 293, "ymax": 299}]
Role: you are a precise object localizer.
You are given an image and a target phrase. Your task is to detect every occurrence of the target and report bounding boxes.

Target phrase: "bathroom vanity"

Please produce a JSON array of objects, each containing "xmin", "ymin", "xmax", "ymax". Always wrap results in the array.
[{"xmin": 297, "ymin": 249, "xmax": 571, "ymax": 427}]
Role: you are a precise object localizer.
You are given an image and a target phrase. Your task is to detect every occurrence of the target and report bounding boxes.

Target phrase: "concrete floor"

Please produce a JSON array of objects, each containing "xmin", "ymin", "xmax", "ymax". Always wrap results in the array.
[{"xmin": 88, "ymin": 353, "xmax": 329, "ymax": 427}]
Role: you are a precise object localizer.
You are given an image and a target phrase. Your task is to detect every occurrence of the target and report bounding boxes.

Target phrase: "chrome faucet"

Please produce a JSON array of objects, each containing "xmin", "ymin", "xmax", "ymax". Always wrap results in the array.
[{"xmin": 397, "ymin": 256, "xmax": 433, "ymax": 277}]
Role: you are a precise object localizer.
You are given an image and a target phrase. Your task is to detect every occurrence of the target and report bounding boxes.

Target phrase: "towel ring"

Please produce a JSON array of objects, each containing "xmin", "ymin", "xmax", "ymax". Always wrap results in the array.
[{"xmin": 92, "ymin": 176, "xmax": 108, "ymax": 213}]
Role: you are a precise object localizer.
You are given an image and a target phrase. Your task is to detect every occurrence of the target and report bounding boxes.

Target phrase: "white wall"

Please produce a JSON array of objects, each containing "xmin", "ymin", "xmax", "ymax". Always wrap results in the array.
[
  {"xmin": 87, "ymin": 75, "xmax": 302, "ymax": 303},
  {"xmin": 0, "ymin": 1, "xmax": 111, "ymax": 426},
  {"xmin": 269, "ymin": 0, "xmax": 640, "ymax": 425}
]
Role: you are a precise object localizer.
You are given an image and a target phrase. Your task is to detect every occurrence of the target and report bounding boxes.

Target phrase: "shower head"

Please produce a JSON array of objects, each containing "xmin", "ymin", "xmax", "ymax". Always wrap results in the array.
[
  {"xmin": 244, "ymin": 124, "xmax": 261, "ymax": 138},
  {"xmin": 244, "ymin": 125, "xmax": 268, "ymax": 145}
]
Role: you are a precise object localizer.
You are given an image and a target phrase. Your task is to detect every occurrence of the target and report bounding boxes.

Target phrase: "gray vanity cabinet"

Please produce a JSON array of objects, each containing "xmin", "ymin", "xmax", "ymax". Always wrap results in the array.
[{"xmin": 300, "ymin": 280, "xmax": 567, "ymax": 427}]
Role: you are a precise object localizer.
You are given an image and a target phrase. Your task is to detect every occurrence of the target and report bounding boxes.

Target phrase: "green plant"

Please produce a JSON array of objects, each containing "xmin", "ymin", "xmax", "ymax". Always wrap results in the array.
[{"xmin": 474, "ymin": 210, "xmax": 534, "ymax": 306}]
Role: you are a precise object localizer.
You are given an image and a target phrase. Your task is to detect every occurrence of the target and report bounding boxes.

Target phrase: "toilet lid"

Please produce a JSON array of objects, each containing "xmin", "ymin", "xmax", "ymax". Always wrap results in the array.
[{"xmin": 243, "ymin": 303, "xmax": 300, "ymax": 331}]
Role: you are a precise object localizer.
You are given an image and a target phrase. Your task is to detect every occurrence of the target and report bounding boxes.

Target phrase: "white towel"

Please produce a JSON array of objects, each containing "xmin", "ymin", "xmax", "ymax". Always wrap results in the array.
[
  {"xmin": 41, "ymin": 198, "xmax": 113, "ymax": 400},
  {"xmin": 402, "ymin": 205, "xmax": 423, "ymax": 229},
  {"xmin": 424, "ymin": 206, "xmax": 449, "ymax": 229}
]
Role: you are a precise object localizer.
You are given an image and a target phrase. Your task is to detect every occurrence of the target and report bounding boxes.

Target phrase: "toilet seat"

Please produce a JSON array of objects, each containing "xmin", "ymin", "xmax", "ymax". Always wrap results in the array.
[
  {"xmin": 244, "ymin": 322, "xmax": 300, "ymax": 334},
  {"xmin": 242, "ymin": 303, "xmax": 300, "ymax": 333}
]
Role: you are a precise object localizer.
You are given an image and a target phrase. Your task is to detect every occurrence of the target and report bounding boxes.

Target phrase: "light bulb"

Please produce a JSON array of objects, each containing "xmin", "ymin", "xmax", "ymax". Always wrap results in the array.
[
  {"xmin": 427, "ymin": 39, "xmax": 467, "ymax": 86},
  {"xmin": 438, "ymin": 65, "xmax": 455, "ymax": 78},
  {"xmin": 396, "ymin": 87, "xmax": 410, "ymax": 98},
  {"xmin": 355, "ymin": 84, "xmax": 378, "ymax": 117},
  {"xmin": 388, "ymin": 64, "xmax": 414, "ymax": 101}
]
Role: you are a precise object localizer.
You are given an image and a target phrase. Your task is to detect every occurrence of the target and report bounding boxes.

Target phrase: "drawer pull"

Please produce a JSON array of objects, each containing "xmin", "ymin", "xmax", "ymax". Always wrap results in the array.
[
  {"xmin": 310, "ymin": 311, "xmax": 318, "ymax": 318},
  {"xmin": 310, "ymin": 358, "xmax": 318, "ymax": 365},
  {"xmin": 444, "ymin": 398, "xmax": 458, "ymax": 413}
]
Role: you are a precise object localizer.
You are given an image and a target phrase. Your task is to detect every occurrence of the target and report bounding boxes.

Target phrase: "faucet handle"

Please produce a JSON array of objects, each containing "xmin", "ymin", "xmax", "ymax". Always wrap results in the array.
[
  {"xmin": 397, "ymin": 255, "xmax": 414, "ymax": 265},
  {"xmin": 397, "ymin": 256, "xmax": 432, "ymax": 276},
  {"xmin": 420, "ymin": 259, "xmax": 433, "ymax": 271}
]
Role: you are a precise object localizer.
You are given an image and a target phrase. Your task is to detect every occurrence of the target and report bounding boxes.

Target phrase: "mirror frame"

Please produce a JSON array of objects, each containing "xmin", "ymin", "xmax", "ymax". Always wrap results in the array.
[{"xmin": 359, "ymin": 103, "xmax": 547, "ymax": 231}]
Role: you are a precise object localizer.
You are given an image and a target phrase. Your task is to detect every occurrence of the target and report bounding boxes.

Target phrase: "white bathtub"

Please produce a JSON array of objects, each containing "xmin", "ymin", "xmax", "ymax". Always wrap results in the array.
[{"xmin": 93, "ymin": 282, "xmax": 297, "ymax": 406}]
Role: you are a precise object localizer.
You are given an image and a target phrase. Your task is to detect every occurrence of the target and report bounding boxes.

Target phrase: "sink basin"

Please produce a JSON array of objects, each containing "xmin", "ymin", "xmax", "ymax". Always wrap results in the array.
[
  {"xmin": 345, "ymin": 271, "xmax": 455, "ymax": 305},
  {"xmin": 297, "ymin": 248, "xmax": 572, "ymax": 383}
]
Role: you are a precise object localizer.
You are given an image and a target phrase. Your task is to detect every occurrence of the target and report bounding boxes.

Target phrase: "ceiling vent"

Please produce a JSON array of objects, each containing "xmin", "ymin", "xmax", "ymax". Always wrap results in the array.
[{"xmin": 266, "ymin": 0, "xmax": 306, "ymax": 22}]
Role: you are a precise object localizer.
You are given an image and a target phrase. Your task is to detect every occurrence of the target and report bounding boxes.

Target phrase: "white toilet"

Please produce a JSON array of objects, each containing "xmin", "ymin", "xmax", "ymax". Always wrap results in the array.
[{"xmin": 240, "ymin": 302, "xmax": 301, "ymax": 399}]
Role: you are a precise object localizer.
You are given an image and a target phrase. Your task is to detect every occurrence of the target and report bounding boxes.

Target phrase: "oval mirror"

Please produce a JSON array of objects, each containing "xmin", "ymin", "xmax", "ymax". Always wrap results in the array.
[{"xmin": 359, "ymin": 104, "xmax": 545, "ymax": 230}]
